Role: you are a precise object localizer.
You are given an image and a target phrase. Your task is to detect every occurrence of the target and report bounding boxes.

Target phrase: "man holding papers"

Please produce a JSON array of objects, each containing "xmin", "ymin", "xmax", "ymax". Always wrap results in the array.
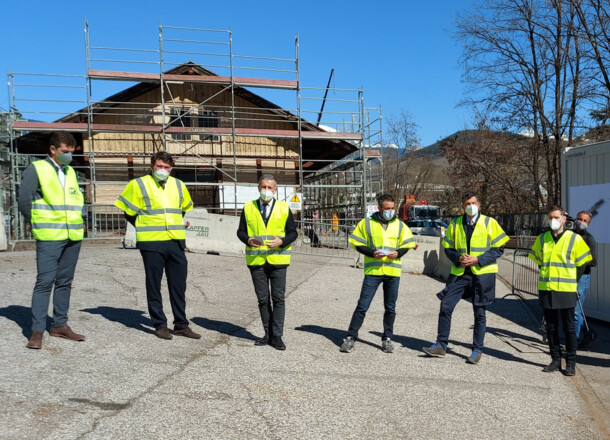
[
  {"xmin": 340, "ymin": 194, "xmax": 416, "ymax": 353},
  {"xmin": 237, "ymin": 174, "xmax": 297, "ymax": 350}
]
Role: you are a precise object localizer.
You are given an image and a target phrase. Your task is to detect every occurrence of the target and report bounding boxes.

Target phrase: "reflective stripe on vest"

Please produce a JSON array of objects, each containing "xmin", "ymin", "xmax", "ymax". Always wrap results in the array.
[
  {"xmin": 349, "ymin": 216, "xmax": 416, "ymax": 277},
  {"xmin": 133, "ymin": 176, "xmax": 187, "ymax": 242},
  {"xmin": 244, "ymin": 200, "xmax": 292, "ymax": 266},
  {"xmin": 533, "ymin": 230, "xmax": 591, "ymax": 292},
  {"xmin": 31, "ymin": 160, "xmax": 84, "ymax": 241},
  {"xmin": 442, "ymin": 215, "xmax": 508, "ymax": 276}
]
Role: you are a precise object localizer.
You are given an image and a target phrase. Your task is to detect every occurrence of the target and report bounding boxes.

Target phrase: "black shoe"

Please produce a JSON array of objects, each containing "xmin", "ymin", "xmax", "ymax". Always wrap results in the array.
[
  {"xmin": 542, "ymin": 358, "xmax": 561, "ymax": 372},
  {"xmin": 271, "ymin": 337, "xmax": 286, "ymax": 351},
  {"xmin": 254, "ymin": 335, "xmax": 269, "ymax": 346},
  {"xmin": 564, "ymin": 361, "xmax": 576, "ymax": 376}
]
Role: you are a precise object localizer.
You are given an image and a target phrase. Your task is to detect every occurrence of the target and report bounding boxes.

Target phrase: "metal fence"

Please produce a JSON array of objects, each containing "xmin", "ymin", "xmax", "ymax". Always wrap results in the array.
[
  {"xmin": 292, "ymin": 220, "xmax": 358, "ymax": 262},
  {"xmin": 5, "ymin": 204, "xmax": 126, "ymax": 247},
  {"xmin": 511, "ymin": 248, "xmax": 539, "ymax": 298}
]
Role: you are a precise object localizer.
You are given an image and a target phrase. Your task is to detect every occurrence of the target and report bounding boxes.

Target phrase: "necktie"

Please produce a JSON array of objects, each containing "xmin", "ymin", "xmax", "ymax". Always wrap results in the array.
[{"xmin": 261, "ymin": 203, "xmax": 268, "ymax": 220}]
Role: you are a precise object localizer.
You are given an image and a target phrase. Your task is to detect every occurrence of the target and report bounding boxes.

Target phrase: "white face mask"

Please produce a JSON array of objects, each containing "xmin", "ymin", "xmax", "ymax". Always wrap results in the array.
[
  {"xmin": 575, "ymin": 220, "xmax": 588, "ymax": 231},
  {"xmin": 382, "ymin": 210, "xmax": 395, "ymax": 220},
  {"xmin": 465, "ymin": 204, "xmax": 479, "ymax": 217},
  {"xmin": 260, "ymin": 189, "xmax": 274, "ymax": 202},
  {"xmin": 548, "ymin": 218, "xmax": 562, "ymax": 231},
  {"xmin": 153, "ymin": 168, "xmax": 170, "ymax": 181}
]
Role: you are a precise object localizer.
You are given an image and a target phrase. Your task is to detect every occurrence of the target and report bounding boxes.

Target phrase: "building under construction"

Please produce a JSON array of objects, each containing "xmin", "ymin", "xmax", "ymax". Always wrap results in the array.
[{"xmin": 5, "ymin": 23, "xmax": 382, "ymax": 242}]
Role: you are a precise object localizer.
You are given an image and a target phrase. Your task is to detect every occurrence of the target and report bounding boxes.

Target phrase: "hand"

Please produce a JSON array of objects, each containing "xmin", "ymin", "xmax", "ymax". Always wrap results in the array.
[
  {"xmin": 248, "ymin": 237, "xmax": 263, "ymax": 247},
  {"xmin": 266, "ymin": 237, "xmax": 283, "ymax": 248},
  {"xmin": 459, "ymin": 254, "xmax": 469, "ymax": 264},
  {"xmin": 373, "ymin": 250, "xmax": 386, "ymax": 259},
  {"xmin": 387, "ymin": 251, "xmax": 399, "ymax": 259},
  {"xmin": 462, "ymin": 255, "xmax": 479, "ymax": 267}
]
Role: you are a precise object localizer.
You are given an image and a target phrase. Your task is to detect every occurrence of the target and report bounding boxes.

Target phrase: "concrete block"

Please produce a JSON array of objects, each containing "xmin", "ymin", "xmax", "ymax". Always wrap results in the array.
[
  {"xmin": 121, "ymin": 209, "xmax": 244, "ymax": 256},
  {"xmin": 0, "ymin": 212, "xmax": 7, "ymax": 251},
  {"xmin": 185, "ymin": 209, "xmax": 243, "ymax": 255},
  {"xmin": 402, "ymin": 236, "xmax": 441, "ymax": 275},
  {"xmin": 434, "ymin": 240, "xmax": 453, "ymax": 281}
]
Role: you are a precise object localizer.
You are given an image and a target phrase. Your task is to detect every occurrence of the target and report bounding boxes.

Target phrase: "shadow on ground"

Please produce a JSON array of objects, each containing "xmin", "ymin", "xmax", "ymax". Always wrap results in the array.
[
  {"xmin": 191, "ymin": 317, "xmax": 258, "ymax": 341},
  {"xmin": 81, "ymin": 306, "xmax": 154, "ymax": 334}
]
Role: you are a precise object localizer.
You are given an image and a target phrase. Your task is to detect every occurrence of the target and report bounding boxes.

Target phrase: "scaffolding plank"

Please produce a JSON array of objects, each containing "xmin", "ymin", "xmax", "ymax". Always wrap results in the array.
[
  {"xmin": 301, "ymin": 131, "xmax": 361, "ymax": 140},
  {"xmin": 12, "ymin": 120, "xmax": 360, "ymax": 140},
  {"xmin": 233, "ymin": 77, "xmax": 297, "ymax": 90},
  {"xmin": 88, "ymin": 70, "xmax": 161, "ymax": 82},
  {"xmin": 12, "ymin": 121, "xmax": 89, "ymax": 132}
]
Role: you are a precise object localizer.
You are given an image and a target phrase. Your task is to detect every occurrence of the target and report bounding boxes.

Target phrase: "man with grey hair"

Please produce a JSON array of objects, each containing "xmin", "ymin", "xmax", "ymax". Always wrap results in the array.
[{"xmin": 237, "ymin": 174, "xmax": 297, "ymax": 350}]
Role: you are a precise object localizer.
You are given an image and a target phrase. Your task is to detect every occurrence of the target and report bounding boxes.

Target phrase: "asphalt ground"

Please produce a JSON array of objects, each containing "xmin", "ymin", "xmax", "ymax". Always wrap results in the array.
[{"xmin": 0, "ymin": 244, "xmax": 608, "ymax": 439}]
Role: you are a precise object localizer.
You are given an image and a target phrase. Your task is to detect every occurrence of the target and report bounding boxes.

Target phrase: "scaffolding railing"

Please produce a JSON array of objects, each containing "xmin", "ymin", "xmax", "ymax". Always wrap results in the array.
[{"xmin": 6, "ymin": 22, "xmax": 383, "ymax": 243}]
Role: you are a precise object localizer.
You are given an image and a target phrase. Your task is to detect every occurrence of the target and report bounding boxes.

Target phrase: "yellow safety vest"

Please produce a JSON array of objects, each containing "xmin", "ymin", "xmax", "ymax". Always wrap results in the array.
[
  {"xmin": 244, "ymin": 200, "xmax": 292, "ymax": 266},
  {"xmin": 349, "ymin": 216, "xmax": 416, "ymax": 277},
  {"xmin": 30, "ymin": 160, "xmax": 84, "ymax": 241},
  {"xmin": 528, "ymin": 230, "xmax": 592, "ymax": 292},
  {"xmin": 442, "ymin": 215, "xmax": 509, "ymax": 276},
  {"xmin": 114, "ymin": 175, "xmax": 193, "ymax": 242}
]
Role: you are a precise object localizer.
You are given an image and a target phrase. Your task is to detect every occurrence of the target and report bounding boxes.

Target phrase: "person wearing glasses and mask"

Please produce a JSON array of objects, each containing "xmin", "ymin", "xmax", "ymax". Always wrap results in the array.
[
  {"xmin": 529, "ymin": 205, "xmax": 592, "ymax": 376},
  {"xmin": 19, "ymin": 131, "xmax": 86, "ymax": 349},
  {"xmin": 340, "ymin": 194, "xmax": 416, "ymax": 354},
  {"xmin": 236, "ymin": 174, "xmax": 297, "ymax": 350},
  {"xmin": 115, "ymin": 151, "xmax": 200, "ymax": 341},
  {"xmin": 573, "ymin": 210, "xmax": 597, "ymax": 347},
  {"xmin": 422, "ymin": 192, "xmax": 509, "ymax": 364}
]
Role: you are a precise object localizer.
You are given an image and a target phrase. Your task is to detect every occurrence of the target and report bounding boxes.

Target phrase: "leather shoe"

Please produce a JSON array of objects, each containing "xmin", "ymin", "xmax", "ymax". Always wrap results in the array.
[
  {"xmin": 173, "ymin": 327, "xmax": 201, "ymax": 339},
  {"xmin": 154, "ymin": 327, "xmax": 173, "ymax": 340},
  {"xmin": 26, "ymin": 331, "xmax": 43, "ymax": 349},
  {"xmin": 49, "ymin": 325, "xmax": 85, "ymax": 341},
  {"xmin": 542, "ymin": 358, "xmax": 562, "ymax": 372},
  {"xmin": 271, "ymin": 337, "xmax": 286, "ymax": 351},
  {"xmin": 564, "ymin": 361, "xmax": 576, "ymax": 376},
  {"xmin": 254, "ymin": 335, "xmax": 269, "ymax": 346}
]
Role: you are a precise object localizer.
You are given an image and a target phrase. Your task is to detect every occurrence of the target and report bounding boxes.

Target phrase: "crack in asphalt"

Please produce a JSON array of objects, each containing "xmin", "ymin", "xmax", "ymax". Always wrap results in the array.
[{"xmin": 75, "ymin": 261, "xmax": 326, "ymax": 438}]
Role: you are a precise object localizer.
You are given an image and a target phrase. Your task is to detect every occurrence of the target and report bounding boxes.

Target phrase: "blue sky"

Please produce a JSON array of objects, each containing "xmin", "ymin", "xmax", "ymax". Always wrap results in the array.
[{"xmin": 1, "ymin": 0, "xmax": 474, "ymax": 146}]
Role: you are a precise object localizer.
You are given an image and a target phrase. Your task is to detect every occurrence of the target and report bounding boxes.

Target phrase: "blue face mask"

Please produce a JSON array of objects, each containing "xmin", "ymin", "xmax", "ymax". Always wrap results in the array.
[{"xmin": 382, "ymin": 210, "xmax": 395, "ymax": 220}]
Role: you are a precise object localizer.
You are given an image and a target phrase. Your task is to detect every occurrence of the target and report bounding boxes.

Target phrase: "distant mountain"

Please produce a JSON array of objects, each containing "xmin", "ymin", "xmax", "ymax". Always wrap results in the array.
[{"xmin": 416, "ymin": 130, "xmax": 480, "ymax": 157}]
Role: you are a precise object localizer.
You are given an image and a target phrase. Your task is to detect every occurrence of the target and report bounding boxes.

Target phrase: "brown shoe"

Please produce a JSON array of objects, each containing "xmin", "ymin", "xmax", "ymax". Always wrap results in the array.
[
  {"xmin": 49, "ymin": 325, "xmax": 85, "ymax": 341},
  {"xmin": 26, "ymin": 331, "xmax": 43, "ymax": 349},
  {"xmin": 154, "ymin": 327, "xmax": 173, "ymax": 340},
  {"xmin": 173, "ymin": 326, "xmax": 201, "ymax": 339}
]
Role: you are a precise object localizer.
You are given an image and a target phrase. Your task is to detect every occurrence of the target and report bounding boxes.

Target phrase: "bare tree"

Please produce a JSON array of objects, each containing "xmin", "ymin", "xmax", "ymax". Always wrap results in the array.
[
  {"xmin": 382, "ymin": 110, "xmax": 425, "ymax": 202},
  {"xmin": 455, "ymin": 0, "xmax": 587, "ymax": 205}
]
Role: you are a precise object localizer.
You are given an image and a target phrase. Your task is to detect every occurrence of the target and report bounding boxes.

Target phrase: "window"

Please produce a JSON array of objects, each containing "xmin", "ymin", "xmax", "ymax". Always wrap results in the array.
[
  {"xmin": 198, "ymin": 110, "xmax": 219, "ymax": 141},
  {"xmin": 170, "ymin": 109, "xmax": 192, "ymax": 141}
]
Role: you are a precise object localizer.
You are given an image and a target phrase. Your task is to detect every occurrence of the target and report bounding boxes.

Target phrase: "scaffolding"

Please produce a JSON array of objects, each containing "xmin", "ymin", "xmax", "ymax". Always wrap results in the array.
[{"xmin": 6, "ymin": 22, "xmax": 382, "ymax": 241}]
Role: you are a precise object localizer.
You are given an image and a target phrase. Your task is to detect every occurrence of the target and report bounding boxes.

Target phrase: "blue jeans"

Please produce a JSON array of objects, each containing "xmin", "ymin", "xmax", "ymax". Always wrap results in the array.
[
  {"xmin": 436, "ymin": 272, "xmax": 487, "ymax": 351},
  {"xmin": 347, "ymin": 274, "xmax": 400, "ymax": 340},
  {"xmin": 575, "ymin": 274, "xmax": 590, "ymax": 338}
]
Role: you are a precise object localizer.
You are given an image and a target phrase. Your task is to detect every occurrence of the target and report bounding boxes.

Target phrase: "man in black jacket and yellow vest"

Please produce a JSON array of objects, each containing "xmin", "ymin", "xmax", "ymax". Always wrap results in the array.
[
  {"xmin": 18, "ymin": 131, "xmax": 86, "ymax": 349},
  {"xmin": 237, "ymin": 174, "xmax": 297, "ymax": 350},
  {"xmin": 115, "ymin": 151, "xmax": 200, "ymax": 340},
  {"xmin": 422, "ymin": 192, "xmax": 509, "ymax": 364},
  {"xmin": 529, "ymin": 205, "xmax": 592, "ymax": 376}
]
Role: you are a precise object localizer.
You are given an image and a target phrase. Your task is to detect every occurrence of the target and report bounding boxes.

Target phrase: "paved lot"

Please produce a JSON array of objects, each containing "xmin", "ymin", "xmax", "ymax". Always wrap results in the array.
[{"xmin": 0, "ymin": 245, "xmax": 608, "ymax": 439}]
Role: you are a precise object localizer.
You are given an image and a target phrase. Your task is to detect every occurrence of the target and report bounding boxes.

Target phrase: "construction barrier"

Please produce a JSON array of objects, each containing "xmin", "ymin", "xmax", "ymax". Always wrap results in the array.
[
  {"xmin": 123, "ymin": 208, "xmax": 243, "ymax": 255},
  {"xmin": 511, "ymin": 248, "xmax": 539, "ymax": 298},
  {"xmin": 407, "ymin": 236, "xmax": 442, "ymax": 275},
  {"xmin": 185, "ymin": 209, "xmax": 243, "ymax": 255}
]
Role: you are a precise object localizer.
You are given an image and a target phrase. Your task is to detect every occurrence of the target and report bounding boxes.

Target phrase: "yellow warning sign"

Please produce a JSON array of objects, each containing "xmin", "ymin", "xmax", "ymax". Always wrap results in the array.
[{"xmin": 291, "ymin": 193, "xmax": 300, "ymax": 203}]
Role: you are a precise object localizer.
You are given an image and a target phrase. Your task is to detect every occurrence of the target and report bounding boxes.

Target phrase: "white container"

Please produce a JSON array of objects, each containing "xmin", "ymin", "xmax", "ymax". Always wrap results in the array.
[{"xmin": 562, "ymin": 140, "xmax": 610, "ymax": 322}]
